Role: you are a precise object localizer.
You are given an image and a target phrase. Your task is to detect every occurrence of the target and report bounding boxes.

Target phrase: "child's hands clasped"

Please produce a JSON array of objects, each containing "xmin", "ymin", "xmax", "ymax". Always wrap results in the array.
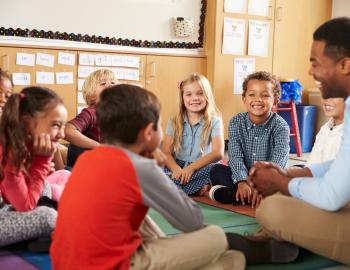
[
  {"xmin": 179, "ymin": 165, "xmax": 195, "ymax": 184},
  {"xmin": 171, "ymin": 165, "xmax": 195, "ymax": 184},
  {"xmin": 33, "ymin": 133, "xmax": 56, "ymax": 157}
]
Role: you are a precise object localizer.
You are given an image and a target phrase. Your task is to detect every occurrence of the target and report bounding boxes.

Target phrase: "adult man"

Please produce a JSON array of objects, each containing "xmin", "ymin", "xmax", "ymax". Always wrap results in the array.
[{"xmin": 227, "ymin": 17, "xmax": 350, "ymax": 266}]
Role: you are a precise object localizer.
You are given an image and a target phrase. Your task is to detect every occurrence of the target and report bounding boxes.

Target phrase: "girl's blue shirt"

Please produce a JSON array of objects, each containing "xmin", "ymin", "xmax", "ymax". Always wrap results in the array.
[{"xmin": 166, "ymin": 116, "xmax": 222, "ymax": 162}]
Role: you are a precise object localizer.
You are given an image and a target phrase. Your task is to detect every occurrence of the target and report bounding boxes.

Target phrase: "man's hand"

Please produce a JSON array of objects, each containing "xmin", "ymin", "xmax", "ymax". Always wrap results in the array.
[
  {"xmin": 249, "ymin": 161, "xmax": 288, "ymax": 178},
  {"xmin": 249, "ymin": 167, "xmax": 291, "ymax": 197}
]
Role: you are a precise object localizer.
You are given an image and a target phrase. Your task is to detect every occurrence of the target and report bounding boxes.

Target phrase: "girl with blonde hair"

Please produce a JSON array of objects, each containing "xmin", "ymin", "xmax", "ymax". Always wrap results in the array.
[{"xmin": 162, "ymin": 73, "xmax": 224, "ymax": 195}]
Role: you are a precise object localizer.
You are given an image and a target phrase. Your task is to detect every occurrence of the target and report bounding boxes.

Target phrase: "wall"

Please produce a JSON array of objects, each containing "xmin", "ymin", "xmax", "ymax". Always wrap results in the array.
[
  {"xmin": 0, "ymin": 0, "xmax": 201, "ymax": 43},
  {"xmin": 332, "ymin": 0, "xmax": 350, "ymax": 17}
]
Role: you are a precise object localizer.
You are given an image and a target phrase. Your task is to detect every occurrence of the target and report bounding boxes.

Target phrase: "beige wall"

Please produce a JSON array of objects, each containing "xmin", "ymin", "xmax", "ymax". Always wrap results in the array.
[{"xmin": 332, "ymin": 0, "xmax": 350, "ymax": 18}]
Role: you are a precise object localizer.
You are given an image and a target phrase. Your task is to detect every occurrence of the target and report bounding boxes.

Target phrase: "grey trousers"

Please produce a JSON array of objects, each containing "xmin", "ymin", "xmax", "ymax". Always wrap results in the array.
[{"xmin": 0, "ymin": 183, "xmax": 57, "ymax": 247}]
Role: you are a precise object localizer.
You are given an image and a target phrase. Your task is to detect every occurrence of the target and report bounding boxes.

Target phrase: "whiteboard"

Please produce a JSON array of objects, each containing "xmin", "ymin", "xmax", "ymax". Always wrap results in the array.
[{"xmin": 0, "ymin": 0, "xmax": 203, "ymax": 45}]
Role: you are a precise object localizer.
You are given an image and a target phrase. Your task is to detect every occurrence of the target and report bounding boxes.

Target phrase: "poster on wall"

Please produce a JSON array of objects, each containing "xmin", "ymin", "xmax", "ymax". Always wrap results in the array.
[
  {"xmin": 222, "ymin": 17, "xmax": 246, "ymax": 55},
  {"xmin": 224, "ymin": 0, "xmax": 246, "ymax": 14},
  {"xmin": 36, "ymin": 72, "xmax": 55, "ymax": 84},
  {"xmin": 58, "ymin": 52, "xmax": 76, "ymax": 66},
  {"xmin": 36, "ymin": 53, "xmax": 55, "ymax": 67},
  {"xmin": 233, "ymin": 58, "xmax": 255, "ymax": 94},
  {"xmin": 248, "ymin": 20, "xmax": 270, "ymax": 57},
  {"xmin": 248, "ymin": 0, "xmax": 269, "ymax": 17},
  {"xmin": 16, "ymin": 53, "xmax": 35, "ymax": 67},
  {"xmin": 12, "ymin": 73, "xmax": 31, "ymax": 86}
]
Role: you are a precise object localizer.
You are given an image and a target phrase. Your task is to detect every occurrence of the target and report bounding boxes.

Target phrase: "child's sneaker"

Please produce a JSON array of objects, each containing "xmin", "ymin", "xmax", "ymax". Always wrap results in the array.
[{"xmin": 209, "ymin": 185, "xmax": 235, "ymax": 204}]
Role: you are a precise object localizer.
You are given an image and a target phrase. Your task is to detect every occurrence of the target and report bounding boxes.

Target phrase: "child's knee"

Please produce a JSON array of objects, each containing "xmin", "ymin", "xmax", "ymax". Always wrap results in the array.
[
  {"xmin": 203, "ymin": 225, "xmax": 227, "ymax": 247},
  {"xmin": 36, "ymin": 206, "xmax": 57, "ymax": 233}
]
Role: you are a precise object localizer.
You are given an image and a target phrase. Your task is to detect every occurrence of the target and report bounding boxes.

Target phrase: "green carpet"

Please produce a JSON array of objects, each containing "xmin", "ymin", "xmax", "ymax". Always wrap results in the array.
[
  {"xmin": 148, "ymin": 202, "xmax": 258, "ymax": 236},
  {"xmin": 148, "ymin": 202, "xmax": 340, "ymax": 270}
]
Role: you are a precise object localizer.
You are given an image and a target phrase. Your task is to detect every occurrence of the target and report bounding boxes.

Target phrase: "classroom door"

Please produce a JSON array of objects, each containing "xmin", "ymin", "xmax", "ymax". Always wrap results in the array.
[{"xmin": 272, "ymin": 0, "xmax": 332, "ymax": 96}]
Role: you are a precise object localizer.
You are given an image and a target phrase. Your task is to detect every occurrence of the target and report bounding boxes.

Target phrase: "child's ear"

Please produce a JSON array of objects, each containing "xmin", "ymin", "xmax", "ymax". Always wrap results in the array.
[
  {"xmin": 340, "ymin": 57, "xmax": 350, "ymax": 75},
  {"xmin": 141, "ymin": 122, "xmax": 155, "ymax": 142}
]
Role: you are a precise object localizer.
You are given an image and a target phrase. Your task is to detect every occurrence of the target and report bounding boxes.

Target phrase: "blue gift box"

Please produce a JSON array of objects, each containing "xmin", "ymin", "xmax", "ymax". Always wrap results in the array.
[{"xmin": 280, "ymin": 80, "xmax": 303, "ymax": 104}]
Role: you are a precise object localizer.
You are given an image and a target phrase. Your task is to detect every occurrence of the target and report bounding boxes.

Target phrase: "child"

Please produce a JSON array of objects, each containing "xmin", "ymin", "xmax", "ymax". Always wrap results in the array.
[
  {"xmin": 307, "ymin": 97, "xmax": 346, "ymax": 165},
  {"xmin": 51, "ymin": 84, "xmax": 244, "ymax": 270},
  {"xmin": 162, "ymin": 73, "xmax": 224, "ymax": 195},
  {"xmin": 0, "ymin": 87, "xmax": 69, "ymax": 247},
  {"xmin": 0, "ymin": 68, "xmax": 14, "ymax": 116},
  {"xmin": 64, "ymin": 69, "xmax": 117, "ymax": 166},
  {"xmin": 209, "ymin": 71, "xmax": 290, "ymax": 207}
]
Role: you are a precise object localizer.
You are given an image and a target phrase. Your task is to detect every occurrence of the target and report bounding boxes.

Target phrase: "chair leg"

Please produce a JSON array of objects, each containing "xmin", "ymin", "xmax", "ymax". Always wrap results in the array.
[{"xmin": 290, "ymin": 101, "xmax": 302, "ymax": 157}]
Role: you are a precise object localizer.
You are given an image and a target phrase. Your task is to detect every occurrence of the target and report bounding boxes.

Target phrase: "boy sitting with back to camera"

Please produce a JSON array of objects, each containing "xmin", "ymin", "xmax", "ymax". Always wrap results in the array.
[{"xmin": 51, "ymin": 84, "xmax": 245, "ymax": 270}]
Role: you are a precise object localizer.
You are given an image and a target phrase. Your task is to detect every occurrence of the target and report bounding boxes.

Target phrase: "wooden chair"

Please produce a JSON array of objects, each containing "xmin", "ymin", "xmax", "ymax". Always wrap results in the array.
[{"xmin": 273, "ymin": 101, "xmax": 302, "ymax": 157}]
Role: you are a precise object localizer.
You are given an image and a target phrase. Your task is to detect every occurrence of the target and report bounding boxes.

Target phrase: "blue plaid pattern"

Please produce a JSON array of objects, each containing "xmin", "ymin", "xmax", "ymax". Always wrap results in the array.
[{"xmin": 228, "ymin": 112, "xmax": 290, "ymax": 184}]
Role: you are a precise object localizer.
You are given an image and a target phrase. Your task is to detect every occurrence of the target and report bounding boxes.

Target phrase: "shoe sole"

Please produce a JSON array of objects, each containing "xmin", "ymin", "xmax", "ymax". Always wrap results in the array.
[{"xmin": 208, "ymin": 185, "xmax": 227, "ymax": 202}]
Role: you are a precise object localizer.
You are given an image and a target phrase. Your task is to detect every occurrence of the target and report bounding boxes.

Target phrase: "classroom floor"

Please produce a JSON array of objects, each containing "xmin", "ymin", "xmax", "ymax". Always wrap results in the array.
[
  {"xmin": 287, "ymin": 152, "xmax": 310, "ymax": 167},
  {"xmin": 2, "ymin": 152, "xmax": 348, "ymax": 270},
  {"xmin": 0, "ymin": 196, "xmax": 348, "ymax": 270},
  {"xmin": 148, "ymin": 203, "xmax": 347, "ymax": 270}
]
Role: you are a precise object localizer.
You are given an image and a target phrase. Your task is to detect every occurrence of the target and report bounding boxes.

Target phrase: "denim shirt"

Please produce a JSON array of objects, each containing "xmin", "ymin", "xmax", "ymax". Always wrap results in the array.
[
  {"xmin": 166, "ymin": 116, "xmax": 223, "ymax": 163},
  {"xmin": 289, "ymin": 97, "xmax": 350, "ymax": 211}
]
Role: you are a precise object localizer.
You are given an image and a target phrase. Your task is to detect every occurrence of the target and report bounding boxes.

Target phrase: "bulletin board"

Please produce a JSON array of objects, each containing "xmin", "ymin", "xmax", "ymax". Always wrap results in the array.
[
  {"xmin": 0, "ymin": 0, "xmax": 206, "ymax": 49},
  {"xmin": 0, "ymin": 47, "xmax": 147, "ymax": 120}
]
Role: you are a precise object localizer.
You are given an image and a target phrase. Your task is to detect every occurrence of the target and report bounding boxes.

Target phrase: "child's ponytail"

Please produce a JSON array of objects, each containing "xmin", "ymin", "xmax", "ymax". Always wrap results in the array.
[{"xmin": 0, "ymin": 93, "xmax": 29, "ymax": 179}]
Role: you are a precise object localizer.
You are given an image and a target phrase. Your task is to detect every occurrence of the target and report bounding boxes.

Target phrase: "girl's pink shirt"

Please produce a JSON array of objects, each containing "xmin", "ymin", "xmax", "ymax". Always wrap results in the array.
[{"xmin": 0, "ymin": 146, "xmax": 52, "ymax": 212}]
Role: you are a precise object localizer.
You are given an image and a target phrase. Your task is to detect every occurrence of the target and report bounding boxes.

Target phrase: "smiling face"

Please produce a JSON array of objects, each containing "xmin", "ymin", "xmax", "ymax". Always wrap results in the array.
[
  {"xmin": 182, "ymin": 81, "xmax": 207, "ymax": 114},
  {"xmin": 243, "ymin": 79, "xmax": 274, "ymax": 124},
  {"xmin": 27, "ymin": 103, "xmax": 68, "ymax": 148},
  {"xmin": 309, "ymin": 40, "xmax": 349, "ymax": 99},
  {"xmin": 321, "ymin": 97, "xmax": 345, "ymax": 124}
]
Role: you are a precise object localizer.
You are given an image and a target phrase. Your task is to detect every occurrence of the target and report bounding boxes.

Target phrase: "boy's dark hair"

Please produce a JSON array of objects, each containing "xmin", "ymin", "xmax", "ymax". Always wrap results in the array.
[
  {"xmin": 0, "ymin": 86, "xmax": 63, "ymax": 179},
  {"xmin": 313, "ymin": 17, "xmax": 350, "ymax": 61},
  {"xmin": 242, "ymin": 71, "xmax": 281, "ymax": 104},
  {"xmin": 97, "ymin": 84, "xmax": 161, "ymax": 144}
]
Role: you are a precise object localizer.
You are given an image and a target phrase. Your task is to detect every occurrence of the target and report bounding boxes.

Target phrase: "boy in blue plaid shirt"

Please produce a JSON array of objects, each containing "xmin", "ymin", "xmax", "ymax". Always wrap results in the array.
[{"xmin": 209, "ymin": 71, "xmax": 290, "ymax": 207}]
